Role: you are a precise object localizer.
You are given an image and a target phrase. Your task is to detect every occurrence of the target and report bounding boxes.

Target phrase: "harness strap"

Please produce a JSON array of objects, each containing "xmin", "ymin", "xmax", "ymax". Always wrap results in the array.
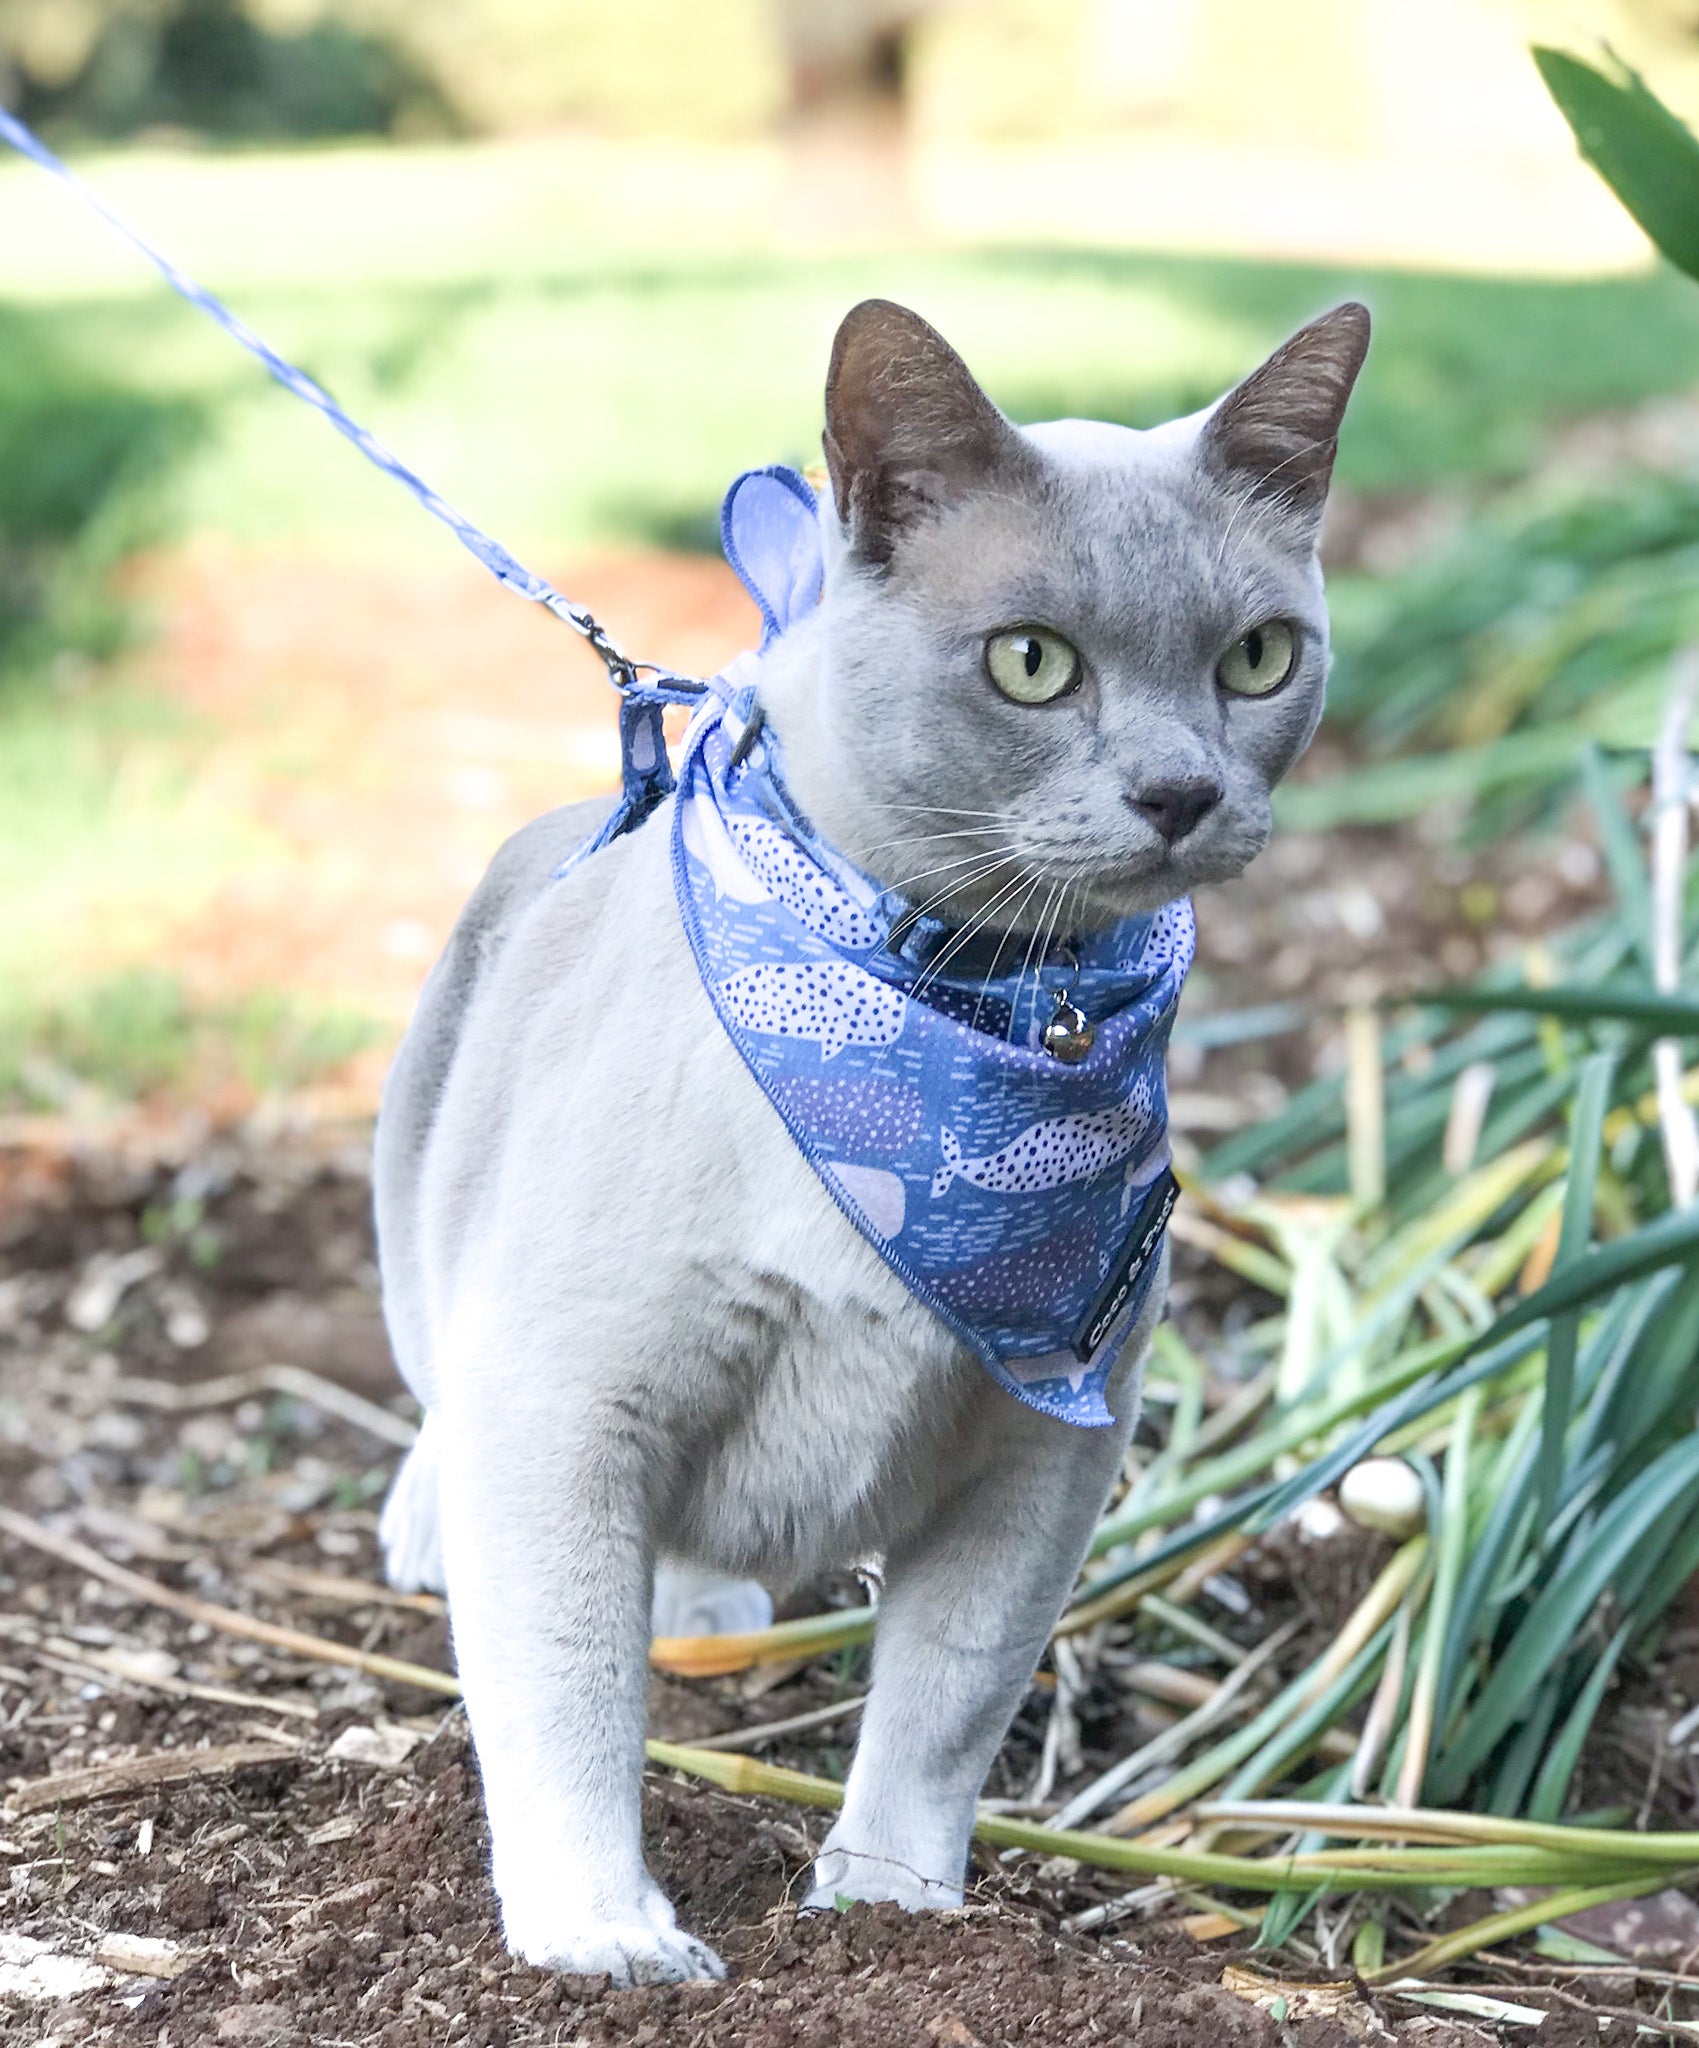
[{"xmin": 0, "ymin": 102, "xmax": 704, "ymax": 732}]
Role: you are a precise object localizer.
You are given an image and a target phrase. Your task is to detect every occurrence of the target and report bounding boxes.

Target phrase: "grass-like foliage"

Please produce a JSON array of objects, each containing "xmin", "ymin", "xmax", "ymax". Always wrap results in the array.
[
  {"xmin": 1298, "ymin": 50, "xmax": 1699, "ymax": 831},
  {"xmin": 0, "ymin": 968, "xmax": 378, "ymax": 1110},
  {"xmin": 1298, "ymin": 471, "xmax": 1699, "ymax": 833}
]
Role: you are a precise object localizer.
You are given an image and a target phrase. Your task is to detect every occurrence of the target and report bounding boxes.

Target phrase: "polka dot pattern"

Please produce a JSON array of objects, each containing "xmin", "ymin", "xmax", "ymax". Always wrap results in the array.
[{"xmin": 727, "ymin": 815, "xmax": 881, "ymax": 952}]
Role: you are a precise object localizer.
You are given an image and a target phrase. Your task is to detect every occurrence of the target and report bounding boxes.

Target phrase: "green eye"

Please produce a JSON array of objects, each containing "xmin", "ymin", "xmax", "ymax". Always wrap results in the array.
[
  {"xmin": 1217, "ymin": 619, "xmax": 1297, "ymax": 698},
  {"xmin": 985, "ymin": 627, "xmax": 1081, "ymax": 705}
]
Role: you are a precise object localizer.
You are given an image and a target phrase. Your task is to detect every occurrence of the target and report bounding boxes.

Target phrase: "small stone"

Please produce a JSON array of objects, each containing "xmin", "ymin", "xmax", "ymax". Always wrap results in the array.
[
  {"xmin": 327, "ymin": 1721, "xmax": 424, "ymax": 1770},
  {"xmin": 1338, "ymin": 1456, "xmax": 1426, "ymax": 1538},
  {"xmin": 93, "ymin": 1932, "xmax": 195, "ymax": 1980}
]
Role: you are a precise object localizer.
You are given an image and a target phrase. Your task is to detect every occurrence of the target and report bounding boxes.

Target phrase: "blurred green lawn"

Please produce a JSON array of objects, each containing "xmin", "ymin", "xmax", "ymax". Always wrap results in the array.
[
  {"xmin": 6, "ymin": 139, "xmax": 1699, "ymax": 1105},
  {"xmin": 15, "ymin": 247, "xmax": 1699, "ymax": 557}
]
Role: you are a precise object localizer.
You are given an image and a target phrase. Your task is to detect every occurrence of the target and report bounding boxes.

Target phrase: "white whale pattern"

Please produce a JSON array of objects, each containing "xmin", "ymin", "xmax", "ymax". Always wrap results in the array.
[
  {"xmin": 716, "ymin": 961, "xmax": 905, "ymax": 1061},
  {"xmin": 682, "ymin": 788, "xmax": 772, "ymax": 906},
  {"xmin": 824, "ymin": 1161, "xmax": 907, "ymax": 1240},
  {"xmin": 930, "ymin": 1072, "xmax": 1157, "ymax": 1198},
  {"xmin": 725, "ymin": 814, "xmax": 882, "ymax": 951}
]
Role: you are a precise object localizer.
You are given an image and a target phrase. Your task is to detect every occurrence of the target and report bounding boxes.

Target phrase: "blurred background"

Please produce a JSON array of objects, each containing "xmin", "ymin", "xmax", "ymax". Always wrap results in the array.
[{"xmin": 4, "ymin": 0, "xmax": 1699, "ymax": 1124}]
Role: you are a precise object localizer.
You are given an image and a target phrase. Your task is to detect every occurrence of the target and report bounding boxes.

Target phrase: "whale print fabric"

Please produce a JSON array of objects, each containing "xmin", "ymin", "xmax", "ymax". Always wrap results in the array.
[{"xmin": 671, "ymin": 690, "xmax": 1191, "ymax": 1425}]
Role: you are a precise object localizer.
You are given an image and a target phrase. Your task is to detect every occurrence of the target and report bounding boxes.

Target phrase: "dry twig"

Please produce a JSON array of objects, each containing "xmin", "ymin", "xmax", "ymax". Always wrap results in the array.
[
  {"xmin": 0, "ymin": 1507, "xmax": 460, "ymax": 1699},
  {"xmin": 8, "ymin": 1740, "xmax": 297, "ymax": 1815}
]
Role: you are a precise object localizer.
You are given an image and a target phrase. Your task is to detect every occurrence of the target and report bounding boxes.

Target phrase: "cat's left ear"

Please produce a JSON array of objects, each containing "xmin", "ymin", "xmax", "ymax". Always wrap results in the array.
[
  {"xmin": 1202, "ymin": 302, "xmax": 1370, "ymax": 545},
  {"xmin": 823, "ymin": 299, "xmax": 1031, "ymax": 565}
]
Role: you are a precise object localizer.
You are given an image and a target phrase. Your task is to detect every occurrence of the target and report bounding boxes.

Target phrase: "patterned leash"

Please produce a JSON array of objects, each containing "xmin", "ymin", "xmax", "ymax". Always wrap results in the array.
[{"xmin": 0, "ymin": 104, "xmax": 704, "ymax": 828}]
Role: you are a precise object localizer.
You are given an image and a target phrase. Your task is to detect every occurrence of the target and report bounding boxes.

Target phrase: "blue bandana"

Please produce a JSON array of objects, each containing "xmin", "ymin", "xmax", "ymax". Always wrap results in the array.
[{"xmin": 651, "ymin": 469, "xmax": 1194, "ymax": 1428}]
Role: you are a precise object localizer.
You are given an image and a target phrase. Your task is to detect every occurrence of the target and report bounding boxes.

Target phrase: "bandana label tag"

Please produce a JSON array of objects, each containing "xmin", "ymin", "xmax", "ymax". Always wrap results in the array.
[{"xmin": 1072, "ymin": 1168, "xmax": 1180, "ymax": 1363}]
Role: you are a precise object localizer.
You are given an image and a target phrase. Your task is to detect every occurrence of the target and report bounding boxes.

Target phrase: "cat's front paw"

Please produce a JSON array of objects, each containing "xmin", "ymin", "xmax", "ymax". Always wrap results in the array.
[
  {"xmin": 803, "ymin": 1844, "xmax": 961, "ymax": 1914},
  {"xmin": 502, "ymin": 1888, "xmax": 725, "ymax": 1986}
]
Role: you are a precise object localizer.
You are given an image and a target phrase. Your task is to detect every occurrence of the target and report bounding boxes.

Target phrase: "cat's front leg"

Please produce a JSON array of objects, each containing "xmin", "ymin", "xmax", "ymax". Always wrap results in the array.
[
  {"xmin": 437, "ymin": 1347, "xmax": 723, "ymax": 1985},
  {"xmin": 804, "ymin": 1337, "xmax": 1150, "ymax": 1910}
]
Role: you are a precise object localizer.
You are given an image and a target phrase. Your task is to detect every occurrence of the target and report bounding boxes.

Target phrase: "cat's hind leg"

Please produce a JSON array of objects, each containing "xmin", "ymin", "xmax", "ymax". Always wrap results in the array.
[
  {"xmin": 651, "ymin": 1565, "xmax": 772, "ymax": 1639},
  {"xmin": 380, "ymin": 1411, "xmax": 445, "ymax": 1594}
]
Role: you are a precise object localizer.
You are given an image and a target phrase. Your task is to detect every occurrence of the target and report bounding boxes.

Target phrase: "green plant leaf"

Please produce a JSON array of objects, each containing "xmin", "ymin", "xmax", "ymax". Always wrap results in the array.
[
  {"xmin": 1529, "ymin": 1623, "xmax": 1631, "ymax": 1822},
  {"xmin": 1492, "ymin": 1205, "xmax": 1699, "ymax": 1339},
  {"xmin": 1580, "ymin": 744, "xmax": 1655, "ymax": 974},
  {"xmin": 1430, "ymin": 982, "xmax": 1699, "ymax": 1031},
  {"xmin": 1436, "ymin": 1433, "xmax": 1699, "ymax": 1792},
  {"xmin": 1537, "ymin": 1052, "xmax": 1616, "ymax": 1521},
  {"xmin": 1535, "ymin": 47, "xmax": 1699, "ymax": 284}
]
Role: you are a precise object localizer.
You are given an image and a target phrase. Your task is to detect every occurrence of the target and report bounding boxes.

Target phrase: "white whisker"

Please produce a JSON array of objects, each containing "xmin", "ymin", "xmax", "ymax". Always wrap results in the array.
[
  {"xmin": 910, "ymin": 868, "xmax": 1038, "ymax": 1002},
  {"xmin": 888, "ymin": 851, "xmax": 1026, "ymax": 939},
  {"xmin": 1004, "ymin": 879, "xmax": 1061, "ymax": 1044}
]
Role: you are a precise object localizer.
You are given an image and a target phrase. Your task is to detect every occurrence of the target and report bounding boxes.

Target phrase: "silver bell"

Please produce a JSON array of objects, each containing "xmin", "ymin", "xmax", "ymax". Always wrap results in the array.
[{"xmin": 1041, "ymin": 999, "xmax": 1095, "ymax": 1065}]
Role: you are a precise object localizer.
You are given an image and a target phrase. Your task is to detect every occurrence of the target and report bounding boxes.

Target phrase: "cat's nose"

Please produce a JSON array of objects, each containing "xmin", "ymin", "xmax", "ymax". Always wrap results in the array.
[{"xmin": 1127, "ymin": 776, "xmax": 1223, "ymax": 844}]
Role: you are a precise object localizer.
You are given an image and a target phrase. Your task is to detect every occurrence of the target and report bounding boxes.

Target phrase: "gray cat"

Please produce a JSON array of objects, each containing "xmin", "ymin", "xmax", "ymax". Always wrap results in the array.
[{"xmin": 374, "ymin": 297, "xmax": 1368, "ymax": 1982}]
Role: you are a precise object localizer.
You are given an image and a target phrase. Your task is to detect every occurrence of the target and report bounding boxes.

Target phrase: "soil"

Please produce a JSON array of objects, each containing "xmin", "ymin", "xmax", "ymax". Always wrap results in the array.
[{"xmin": 2, "ymin": 1123, "xmax": 1695, "ymax": 2046}]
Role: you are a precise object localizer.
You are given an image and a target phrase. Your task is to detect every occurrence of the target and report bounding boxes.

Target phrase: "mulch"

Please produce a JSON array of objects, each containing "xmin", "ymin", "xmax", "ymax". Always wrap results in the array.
[{"xmin": 4, "ymin": 1124, "xmax": 1696, "ymax": 2047}]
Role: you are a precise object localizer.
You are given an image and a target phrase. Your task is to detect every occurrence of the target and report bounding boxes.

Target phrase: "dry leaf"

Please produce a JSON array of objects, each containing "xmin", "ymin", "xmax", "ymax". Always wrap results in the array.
[
  {"xmin": 1180, "ymin": 1912, "xmax": 1243, "ymax": 1942},
  {"xmin": 1222, "ymin": 1965, "xmax": 1369, "ymax": 2031},
  {"xmin": 1557, "ymin": 1888, "xmax": 1699, "ymax": 1964}
]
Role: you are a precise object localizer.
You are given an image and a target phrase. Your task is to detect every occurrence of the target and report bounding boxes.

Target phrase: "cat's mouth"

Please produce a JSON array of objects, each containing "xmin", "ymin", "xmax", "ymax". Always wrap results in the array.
[
  {"xmin": 873, "ymin": 818, "xmax": 1265, "ymax": 933},
  {"xmin": 1021, "ymin": 834, "xmax": 1266, "ymax": 919}
]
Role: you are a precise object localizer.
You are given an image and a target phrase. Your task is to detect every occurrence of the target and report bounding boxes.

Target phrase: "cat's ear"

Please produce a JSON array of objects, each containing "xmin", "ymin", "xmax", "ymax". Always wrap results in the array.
[
  {"xmin": 824, "ymin": 299, "xmax": 1026, "ymax": 563},
  {"xmin": 1202, "ymin": 302, "xmax": 1370, "ymax": 543}
]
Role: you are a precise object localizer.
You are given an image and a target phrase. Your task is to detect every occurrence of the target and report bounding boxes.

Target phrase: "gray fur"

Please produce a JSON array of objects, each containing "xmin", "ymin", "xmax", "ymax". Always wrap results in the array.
[{"xmin": 375, "ymin": 299, "xmax": 1367, "ymax": 1982}]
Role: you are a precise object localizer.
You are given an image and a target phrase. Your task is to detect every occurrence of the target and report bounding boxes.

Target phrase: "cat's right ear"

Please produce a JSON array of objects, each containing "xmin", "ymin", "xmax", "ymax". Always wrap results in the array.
[
  {"xmin": 1202, "ymin": 301, "xmax": 1370, "ymax": 545},
  {"xmin": 824, "ymin": 300, "xmax": 1025, "ymax": 564}
]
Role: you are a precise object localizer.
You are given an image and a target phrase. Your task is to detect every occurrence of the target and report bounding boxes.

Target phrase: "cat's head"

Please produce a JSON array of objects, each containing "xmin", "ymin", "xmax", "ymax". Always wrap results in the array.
[{"xmin": 768, "ymin": 296, "xmax": 1368, "ymax": 935}]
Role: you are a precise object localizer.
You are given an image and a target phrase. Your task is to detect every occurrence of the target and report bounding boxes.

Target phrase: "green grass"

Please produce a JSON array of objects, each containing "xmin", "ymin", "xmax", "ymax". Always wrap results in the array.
[
  {"xmin": 0, "ymin": 967, "xmax": 380, "ymax": 1110},
  {"xmin": 11, "ymin": 249, "xmax": 1699, "ymax": 562}
]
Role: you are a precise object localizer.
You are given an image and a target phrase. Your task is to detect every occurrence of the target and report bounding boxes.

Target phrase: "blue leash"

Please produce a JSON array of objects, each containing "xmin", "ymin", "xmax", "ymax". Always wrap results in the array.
[{"xmin": 0, "ymin": 103, "xmax": 703, "ymax": 830}]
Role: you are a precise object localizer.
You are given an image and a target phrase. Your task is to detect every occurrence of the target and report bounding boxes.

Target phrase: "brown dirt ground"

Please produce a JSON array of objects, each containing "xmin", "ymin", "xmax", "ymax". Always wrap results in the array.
[{"xmin": 2, "ymin": 1128, "xmax": 1696, "ymax": 2047}]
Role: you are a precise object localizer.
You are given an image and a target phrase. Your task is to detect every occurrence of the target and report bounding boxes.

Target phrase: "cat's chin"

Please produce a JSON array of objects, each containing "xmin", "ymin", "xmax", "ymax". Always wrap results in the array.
[
  {"xmin": 921, "ymin": 856, "xmax": 1224, "ymax": 937},
  {"xmin": 1056, "ymin": 846, "xmax": 1268, "ymax": 927}
]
